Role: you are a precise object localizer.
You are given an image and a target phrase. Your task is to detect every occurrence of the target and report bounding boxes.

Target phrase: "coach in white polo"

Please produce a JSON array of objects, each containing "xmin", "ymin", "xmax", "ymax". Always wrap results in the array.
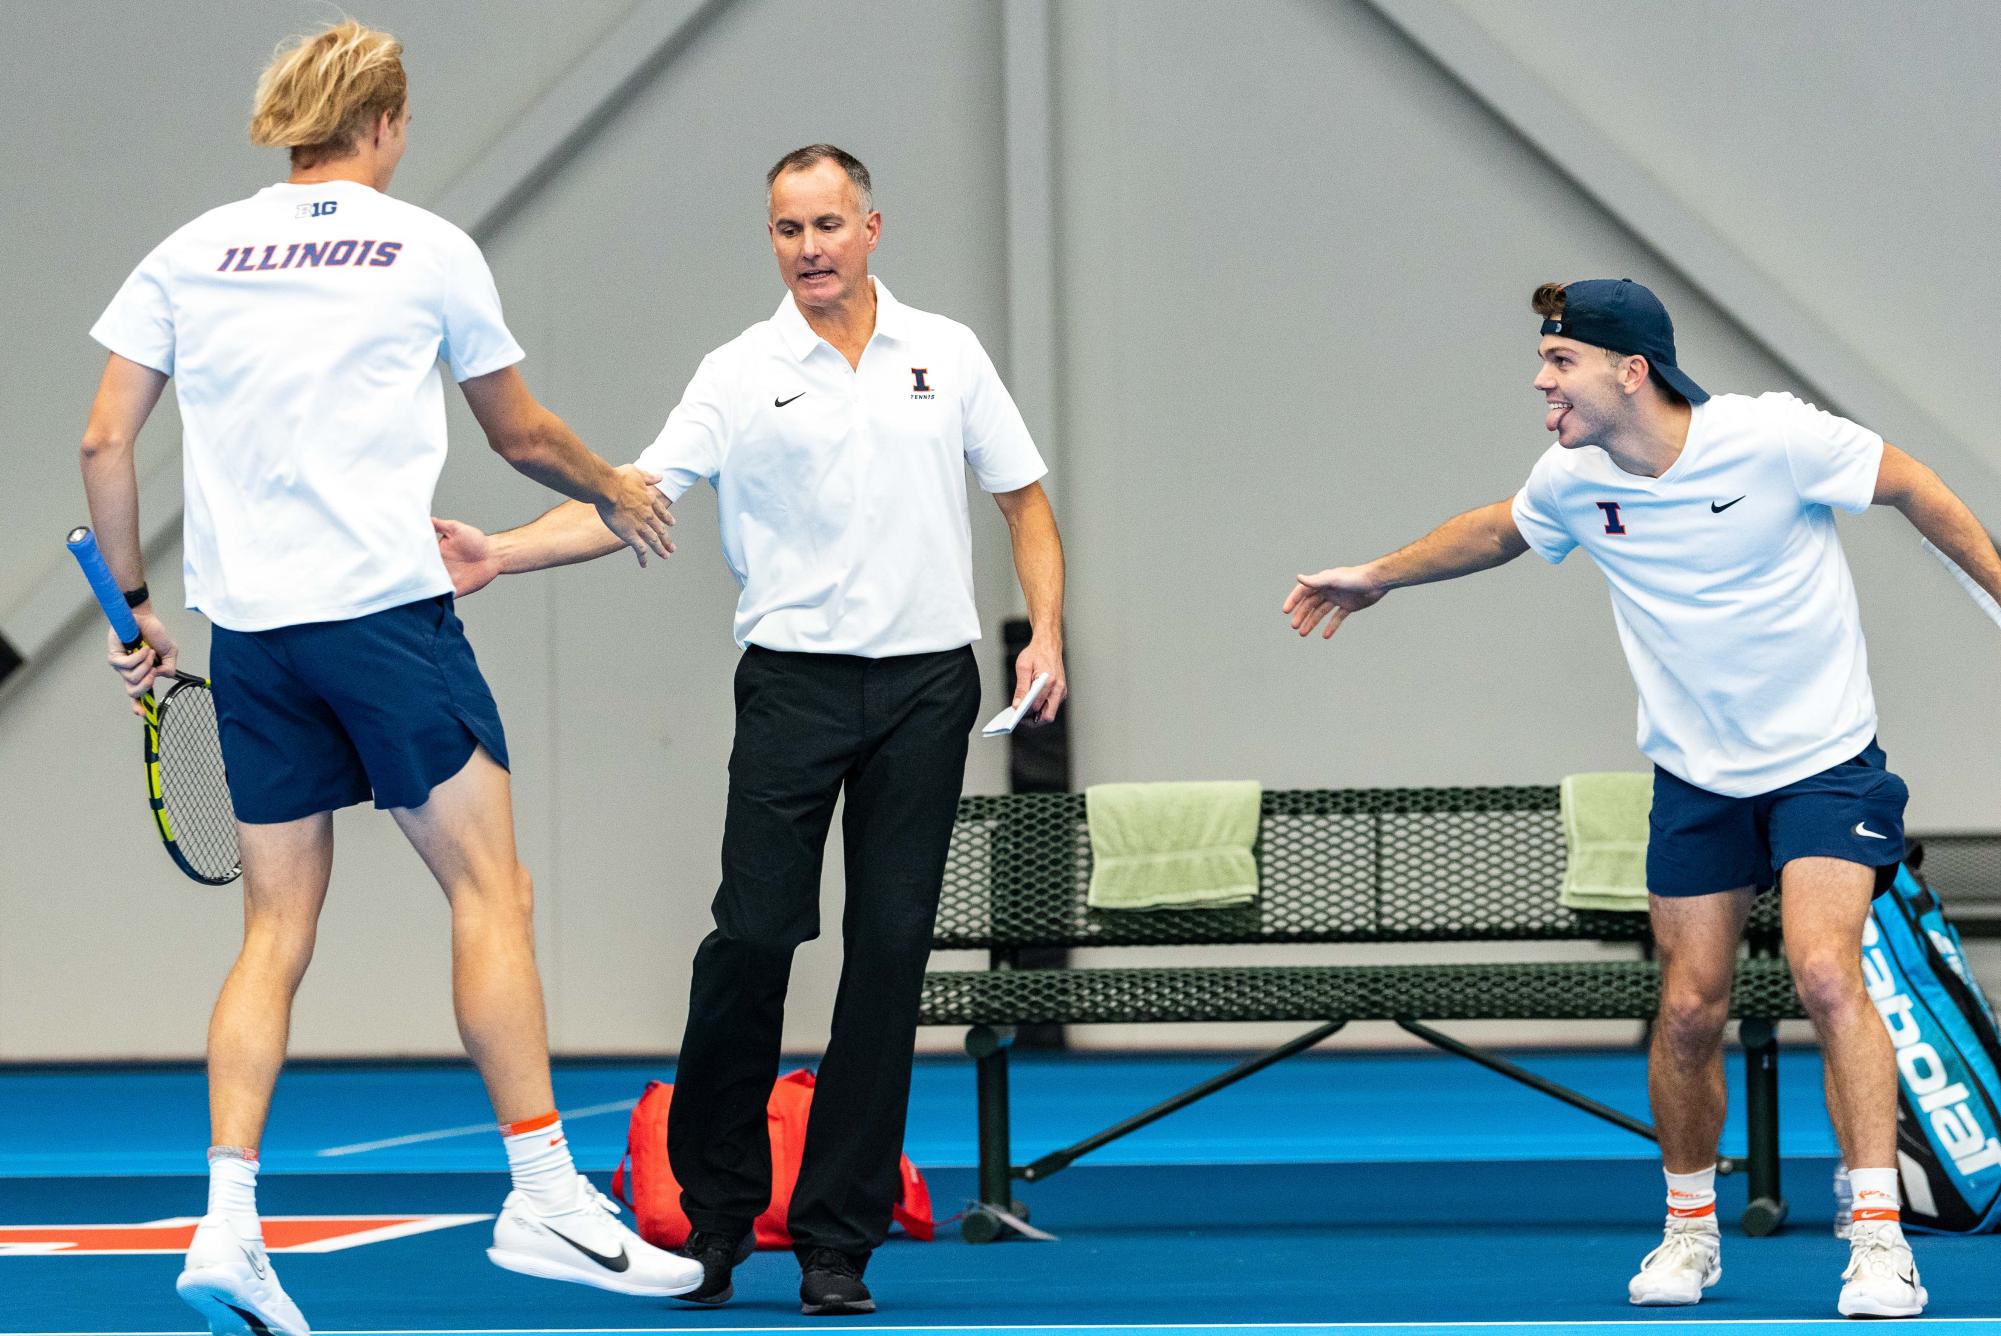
[{"xmin": 438, "ymin": 144, "xmax": 1067, "ymax": 1314}]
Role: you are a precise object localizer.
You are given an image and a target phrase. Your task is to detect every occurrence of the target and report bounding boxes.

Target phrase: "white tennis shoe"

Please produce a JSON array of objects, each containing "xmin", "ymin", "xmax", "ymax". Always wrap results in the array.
[
  {"xmin": 1838, "ymin": 1222, "xmax": 1927, "ymax": 1318},
  {"xmin": 1627, "ymin": 1218, "xmax": 1721, "ymax": 1305},
  {"xmin": 487, "ymin": 1172, "xmax": 704, "ymax": 1296},
  {"xmin": 175, "ymin": 1215, "xmax": 311, "ymax": 1336}
]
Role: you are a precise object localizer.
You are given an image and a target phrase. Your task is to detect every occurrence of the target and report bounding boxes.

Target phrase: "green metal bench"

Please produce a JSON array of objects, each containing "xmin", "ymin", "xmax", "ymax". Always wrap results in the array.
[{"xmin": 916, "ymin": 786, "xmax": 1807, "ymax": 1241}]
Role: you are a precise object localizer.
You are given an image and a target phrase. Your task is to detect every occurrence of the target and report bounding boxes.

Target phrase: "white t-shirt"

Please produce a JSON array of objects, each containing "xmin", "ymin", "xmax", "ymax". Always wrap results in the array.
[
  {"xmin": 634, "ymin": 279, "xmax": 1047, "ymax": 657},
  {"xmin": 91, "ymin": 179, "xmax": 523, "ymax": 631},
  {"xmin": 1511, "ymin": 391, "xmax": 1884, "ymax": 797}
]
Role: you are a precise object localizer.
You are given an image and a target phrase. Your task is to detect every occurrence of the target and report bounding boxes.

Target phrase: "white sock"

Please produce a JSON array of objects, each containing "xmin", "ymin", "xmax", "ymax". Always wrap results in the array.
[
  {"xmin": 500, "ymin": 1112, "xmax": 578, "ymax": 1216},
  {"xmin": 1848, "ymin": 1166, "xmax": 1905, "ymax": 1239},
  {"xmin": 1664, "ymin": 1164, "xmax": 1718, "ymax": 1227},
  {"xmin": 206, "ymin": 1147, "xmax": 261, "ymax": 1237}
]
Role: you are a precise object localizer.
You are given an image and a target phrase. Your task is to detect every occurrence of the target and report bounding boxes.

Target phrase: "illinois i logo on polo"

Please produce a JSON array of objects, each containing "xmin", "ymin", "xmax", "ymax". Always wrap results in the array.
[{"xmin": 910, "ymin": 367, "xmax": 936, "ymax": 399}]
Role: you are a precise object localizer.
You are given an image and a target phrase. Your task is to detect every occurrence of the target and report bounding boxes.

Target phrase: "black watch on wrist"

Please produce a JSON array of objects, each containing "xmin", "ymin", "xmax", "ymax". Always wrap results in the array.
[{"xmin": 122, "ymin": 583, "xmax": 150, "ymax": 608}]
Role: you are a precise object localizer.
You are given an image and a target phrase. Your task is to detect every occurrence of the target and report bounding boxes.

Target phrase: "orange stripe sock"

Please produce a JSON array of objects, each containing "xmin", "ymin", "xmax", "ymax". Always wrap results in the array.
[
  {"xmin": 1665, "ymin": 1164, "xmax": 1718, "ymax": 1222},
  {"xmin": 499, "ymin": 1110, "xmax": 561, "ymax": 1138},
  {"xmin": 1849, "ymin": 1166, "xmax": 1901, "ymax": 1228},
  {"xmin": 500, "ymin": 1112, "xmax": 577, "ymax": 1215}
]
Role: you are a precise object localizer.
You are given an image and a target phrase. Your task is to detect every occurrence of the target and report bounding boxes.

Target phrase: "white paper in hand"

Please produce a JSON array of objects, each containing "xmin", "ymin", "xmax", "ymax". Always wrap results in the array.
[{"xmin": 982, "ymin": 673, "xmax": 1051, "ymax": 737}]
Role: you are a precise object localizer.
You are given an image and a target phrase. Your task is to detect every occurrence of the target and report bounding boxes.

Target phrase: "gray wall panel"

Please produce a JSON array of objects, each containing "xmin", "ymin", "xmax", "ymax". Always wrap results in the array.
[{"xmin": 6, "ymin": 0, "xmax": 1998, "ymax": 1059}]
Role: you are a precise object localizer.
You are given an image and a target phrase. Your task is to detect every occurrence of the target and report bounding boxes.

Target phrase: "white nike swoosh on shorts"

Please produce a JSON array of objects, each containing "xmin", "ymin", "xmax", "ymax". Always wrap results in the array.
[{"xmin": 1853, "ymin": 822, "xmax": 1889, "ymax": 839}]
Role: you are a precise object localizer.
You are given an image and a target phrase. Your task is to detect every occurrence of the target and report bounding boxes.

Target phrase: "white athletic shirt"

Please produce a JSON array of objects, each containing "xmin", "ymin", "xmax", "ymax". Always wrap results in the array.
[
  {"xmin": 91, "ymin": 179, "xmax": 524, "ymax": 631},
  {"xmin": 634, "ymin": 279, "xmax": 1047, "ymax": 657},
  {"xmin": 1511, "ymin": 392, "xmax": 1884, "ymax": 798}
]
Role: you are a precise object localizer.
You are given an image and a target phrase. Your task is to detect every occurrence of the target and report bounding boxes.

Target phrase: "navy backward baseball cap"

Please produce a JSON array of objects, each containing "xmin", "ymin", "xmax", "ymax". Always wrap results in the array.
[{"xmin": 1540, "ymin": 278, "xmax": 1708, "ymax": 404}]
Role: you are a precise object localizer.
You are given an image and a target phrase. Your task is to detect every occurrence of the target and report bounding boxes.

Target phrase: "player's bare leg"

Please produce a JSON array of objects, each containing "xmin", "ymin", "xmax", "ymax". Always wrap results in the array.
[
  {"xmin": 206, "ymin": 813, "xmax": 335, "ymax": 1145},
  {"xmin": 1629, "ymin": 887, "xmax": 1751, "ymax": 1305},
  {"xmin": 179, "ymin": 813, "xmax": 333, "ymax": 1336},
  {"xmin": 1782, "ymin": 857, "xmax": 1924, "ymax": 1318},
  {"xmin": 390, "ymin": 745, "xmax": 552, "ymax": 1121},
  {"xmin": 391, "ymin": 745, "xmax": 702, "ymax": 1297}
]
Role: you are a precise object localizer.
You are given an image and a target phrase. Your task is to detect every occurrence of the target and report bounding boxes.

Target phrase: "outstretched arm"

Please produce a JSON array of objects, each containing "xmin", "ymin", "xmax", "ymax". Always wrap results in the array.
[
  {"xmin": 1284, "ymin": 498, "xmax": 1528, "ymax": 639},
  {"xmin": 434, "ymin": 496, "xmax": 672, "ymax": 598},
  {"xmin": 459, "ymin": 365, "xmax": 672, "ymax": 565},
  {"xmin": 1873, "ymin": 443, "xmax": 2001, "ymax": 603}
]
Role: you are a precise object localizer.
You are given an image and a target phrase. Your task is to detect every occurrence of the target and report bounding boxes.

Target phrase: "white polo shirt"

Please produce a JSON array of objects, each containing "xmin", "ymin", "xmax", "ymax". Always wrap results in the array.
[
  {"xmin": 1511, "ymin": 391, "xmax": 1884, "ymax": 798},
  {"xmin": 91, "ymin": 179, "xmax": 523, "ymax": 631},
  {"xmin": 635, "ymin": 278, "xmax": 1047, "ymax": 656}
]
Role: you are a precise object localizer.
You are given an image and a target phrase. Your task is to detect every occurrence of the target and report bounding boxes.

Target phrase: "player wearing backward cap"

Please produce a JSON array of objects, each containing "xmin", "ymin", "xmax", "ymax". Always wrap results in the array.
[
  {"xmin": 79, "ymin": 20, "xmax": 695, "ymax": 1335},
  {"xmin": 1283, "ymin": 277, "xmax": 2001, "ymax": 1318}
]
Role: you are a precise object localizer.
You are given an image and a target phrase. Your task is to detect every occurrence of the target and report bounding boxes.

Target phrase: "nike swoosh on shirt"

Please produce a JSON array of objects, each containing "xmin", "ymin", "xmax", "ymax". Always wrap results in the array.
[
  {"xmin": 774, "ymin": 392, "xmax": 806, "ymax": 408},
  {"xmin": 1854, "ymin": 822, "xmax": 1889, "ymax": 839},
  {"xmin": 1711, "ymin": 497, "xmax": 1746, "ymax": 513},
  {"xmin": 545, "ymin": 1224, "xmax": 631, "ymax": 1272}
]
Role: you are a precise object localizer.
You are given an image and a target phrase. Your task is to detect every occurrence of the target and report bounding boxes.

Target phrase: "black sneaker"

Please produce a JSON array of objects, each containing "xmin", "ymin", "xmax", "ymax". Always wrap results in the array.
[
  {"xmin": 798, "ymin": 1246, "xmax": 874, "ymax": 1315},
  {"xmin": 674, "ymin": 1229, "xmax": 753, "ymax": 1305}
]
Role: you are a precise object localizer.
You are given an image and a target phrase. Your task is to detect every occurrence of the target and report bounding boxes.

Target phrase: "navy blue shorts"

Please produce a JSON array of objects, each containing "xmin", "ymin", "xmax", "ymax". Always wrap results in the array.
[
  {"xmin": 1647, "ymin": 740, "xmax": 1908, "ymax": 898},
  {"xmin": 210, "ymin": 594, "xmax": 509, "ymax": 825}
]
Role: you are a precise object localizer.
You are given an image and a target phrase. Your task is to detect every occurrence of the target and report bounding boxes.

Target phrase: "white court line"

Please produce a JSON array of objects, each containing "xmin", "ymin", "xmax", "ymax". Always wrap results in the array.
[{"xmin": 315, "ymin": 1099, "xmax": 638, "ymax": 1157}]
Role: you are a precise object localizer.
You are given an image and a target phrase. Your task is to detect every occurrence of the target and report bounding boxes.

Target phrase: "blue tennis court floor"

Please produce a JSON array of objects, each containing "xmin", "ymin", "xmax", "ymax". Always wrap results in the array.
[{"xmin": 4, "ymin": 1048, "xmax": 1996, "ymax": 1334}]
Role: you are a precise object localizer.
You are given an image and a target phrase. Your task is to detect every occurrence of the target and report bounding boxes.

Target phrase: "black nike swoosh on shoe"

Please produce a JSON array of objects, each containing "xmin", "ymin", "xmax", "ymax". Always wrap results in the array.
[
  {"xmin": 774, "ymin": 392, "xmax": 806, "ymax": 407},
  {"xmin": 545, "ymin": 1224, "xmax": 631, "ymax": 1272},
  {"xmin": 1711, "ymin": 496, "xmax": 1746, "ymax": 513},
  {"xmin": 224, "ymin": 1304, "xmax": 274, "ymax": 1336}
]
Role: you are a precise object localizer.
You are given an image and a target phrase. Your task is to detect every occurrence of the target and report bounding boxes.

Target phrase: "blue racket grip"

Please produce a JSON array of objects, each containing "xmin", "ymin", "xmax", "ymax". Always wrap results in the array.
[{"xmin": 66, "ymin": 526, "xmax": 144, "ymax": 650}]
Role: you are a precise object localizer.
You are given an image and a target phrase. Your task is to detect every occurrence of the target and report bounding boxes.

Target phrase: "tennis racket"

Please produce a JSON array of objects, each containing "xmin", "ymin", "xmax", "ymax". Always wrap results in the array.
[
  {"xmin": 66, "ymin": 526, "xmax": 240, "ymax": 886},
  {"xmin": 1923, "ymin": 537, "xmax": 2001, "ymax": 632}
]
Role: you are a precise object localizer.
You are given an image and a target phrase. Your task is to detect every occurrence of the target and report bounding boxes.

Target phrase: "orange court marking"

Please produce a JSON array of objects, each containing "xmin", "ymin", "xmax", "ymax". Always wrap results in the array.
[{"xmin": 0, "ymin": 1213, "xmax": 491, "ymax": 1256}]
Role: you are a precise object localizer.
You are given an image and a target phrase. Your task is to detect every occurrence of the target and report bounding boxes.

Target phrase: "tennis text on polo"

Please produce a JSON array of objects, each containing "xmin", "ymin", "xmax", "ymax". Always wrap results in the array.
[
  {"xmin": 1861, "ymin": 915, "xmax": 2001, "ymax": 1177},
  {"xmin": 215, "ymin": 240, "xmax": 403, "ymax": 272}
]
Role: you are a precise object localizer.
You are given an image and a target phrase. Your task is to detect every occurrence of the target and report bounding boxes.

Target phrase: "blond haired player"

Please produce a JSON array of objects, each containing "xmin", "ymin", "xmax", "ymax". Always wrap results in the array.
[{"xmin": 82, "ymin": 22, "xmax": 697, "ymax": 1333}]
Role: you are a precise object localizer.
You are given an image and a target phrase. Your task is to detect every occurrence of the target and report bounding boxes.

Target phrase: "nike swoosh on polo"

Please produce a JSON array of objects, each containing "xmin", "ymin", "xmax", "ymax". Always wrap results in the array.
[
  {"xmin": 544, "ymin": 1224, "xmax": 631, "ymax": 1272},
  {"xmin": 1711, "ymin": 497, "xmax": 1746, "ymax": 513},
  {"xmin": 1854, "ymin": 822, "xmax": 1889, "ymax": 839},
  {"xmin": 774, "ymin": 392, "xmax": 806, "ymax": 408}
]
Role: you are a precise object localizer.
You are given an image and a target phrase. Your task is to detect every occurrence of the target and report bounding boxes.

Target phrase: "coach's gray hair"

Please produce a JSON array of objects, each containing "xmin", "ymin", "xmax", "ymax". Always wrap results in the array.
[{"xmin": 766, "ymin": 143, "xmax": 874, "ymax": 215}]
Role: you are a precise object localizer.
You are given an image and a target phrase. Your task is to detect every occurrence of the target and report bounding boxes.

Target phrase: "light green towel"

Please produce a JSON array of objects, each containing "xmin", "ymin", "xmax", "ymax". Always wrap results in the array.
[
  {"xmin": 1085, "ymin": 781, "xmax": 1261, "ymax": 910},
  {"xmin": 1559, "ymin": 772, "xmax": 1653, "ymax": 911}
]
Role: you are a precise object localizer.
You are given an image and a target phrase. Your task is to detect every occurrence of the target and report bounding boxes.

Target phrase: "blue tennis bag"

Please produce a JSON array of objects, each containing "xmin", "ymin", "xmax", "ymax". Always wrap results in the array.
[{"xmin": 1863, "ymin": 861, "xmax": 2001, "ymax": 1232}]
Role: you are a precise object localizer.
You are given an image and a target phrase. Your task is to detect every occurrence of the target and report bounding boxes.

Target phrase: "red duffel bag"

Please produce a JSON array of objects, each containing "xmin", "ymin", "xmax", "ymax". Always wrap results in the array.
[{"xmin": 610, "ymin": 1067, "xmax": 935, "ymax": 1249}]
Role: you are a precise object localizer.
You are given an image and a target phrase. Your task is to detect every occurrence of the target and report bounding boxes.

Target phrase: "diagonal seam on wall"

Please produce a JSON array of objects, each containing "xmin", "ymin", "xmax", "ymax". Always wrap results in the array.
[
  {"xmin": 1362, "ymin": 0, "xmax": 1992, "ymax": 492},
  {"xmin": 0, "ymin": 0, "xmax": 733, "ymax": 690}
]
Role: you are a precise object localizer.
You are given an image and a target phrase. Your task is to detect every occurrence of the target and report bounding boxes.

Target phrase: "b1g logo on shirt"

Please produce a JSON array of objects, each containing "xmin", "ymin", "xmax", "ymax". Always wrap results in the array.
[
  {"xmin": 910, "ymin": 367, "xmax": 936, "ymax": 400},
  {"xmin": 294, "ymin": 200, "xmax": 339, "ymax": 219},
  {"xmin": 1595, "ymin": 501, "xmax": 1627, "ymax": 535}
]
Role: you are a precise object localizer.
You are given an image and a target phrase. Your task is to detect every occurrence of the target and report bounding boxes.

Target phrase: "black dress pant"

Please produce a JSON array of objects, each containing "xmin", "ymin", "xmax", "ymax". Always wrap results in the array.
[{"xmin": 668, "ymin": 643, "xmax": 983, "ymax": 1255}]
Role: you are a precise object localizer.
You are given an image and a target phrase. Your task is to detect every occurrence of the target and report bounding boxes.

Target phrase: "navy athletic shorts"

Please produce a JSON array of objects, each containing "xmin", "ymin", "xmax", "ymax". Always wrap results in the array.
[
  {"xmin": 210, "ymin": 593, "xmax": 509, "ymax": 824},
  {"xmin": 1646, "ymin": 739, "xmax": 1908, "ymax": 898}
]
